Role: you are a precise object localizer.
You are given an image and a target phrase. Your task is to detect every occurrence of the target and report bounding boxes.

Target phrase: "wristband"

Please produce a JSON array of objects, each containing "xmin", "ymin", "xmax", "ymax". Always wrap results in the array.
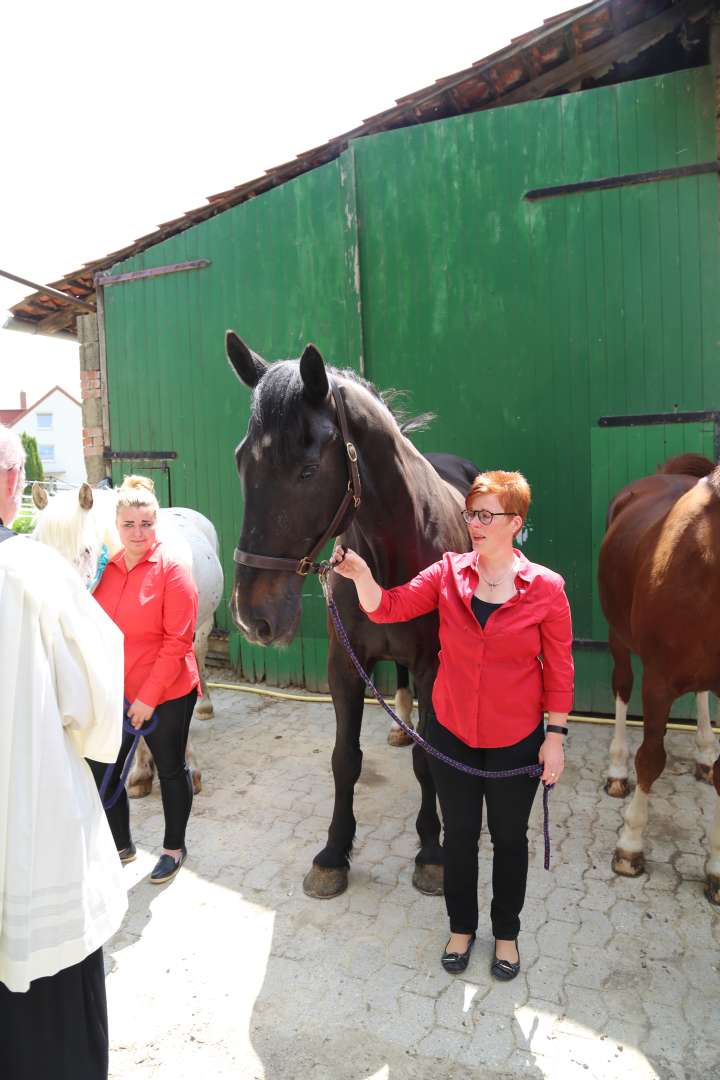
[{"xmin": 546, "ymin": 724, "xmax": 568, "ymax": 735}]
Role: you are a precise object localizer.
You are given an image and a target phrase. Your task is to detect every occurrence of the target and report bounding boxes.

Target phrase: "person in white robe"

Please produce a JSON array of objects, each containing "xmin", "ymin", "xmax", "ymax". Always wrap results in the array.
[{"xmin": 0, "ymin": 423, "xmax": 127, "ymax": 1080}]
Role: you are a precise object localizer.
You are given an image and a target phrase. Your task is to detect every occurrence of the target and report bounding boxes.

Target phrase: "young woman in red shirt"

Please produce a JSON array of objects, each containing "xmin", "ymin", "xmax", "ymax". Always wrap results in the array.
[
  {"xmin": 90, "ymin": 476, "xmax": 200, "ymax": 885},
  {"xmin": 331, "ymin": 470, "xmax": 573, "ymax": 979}
]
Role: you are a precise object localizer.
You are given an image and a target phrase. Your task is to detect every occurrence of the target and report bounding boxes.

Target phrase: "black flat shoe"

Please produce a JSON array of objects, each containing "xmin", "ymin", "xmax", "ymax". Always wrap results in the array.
[
  {"xmin": 491, "ymin": 938, "xmax": 520, "ymax": 981},
  {"xmin": 441, "ymin": 932, "xmax": 476, "ymax": 973},
  {"xmin": 118, "ymin": 843, "xmax": 136, "ymax": 865},
  {"xmin": 150, "ymin": 847, "xmax": 186, "ymax": 884}
]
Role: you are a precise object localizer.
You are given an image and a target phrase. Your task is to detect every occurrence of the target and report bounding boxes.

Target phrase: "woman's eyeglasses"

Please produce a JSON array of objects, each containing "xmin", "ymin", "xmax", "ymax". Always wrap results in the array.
[{"xmin": 461, "ymin": 509, "xmax": 515, "ymax": 525}]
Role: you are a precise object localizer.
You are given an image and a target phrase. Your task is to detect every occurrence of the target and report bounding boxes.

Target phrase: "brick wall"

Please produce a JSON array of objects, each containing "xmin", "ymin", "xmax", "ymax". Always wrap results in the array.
[{"xmin": 78, "ymin": 314, "xmax": 108, "ymax": 484}]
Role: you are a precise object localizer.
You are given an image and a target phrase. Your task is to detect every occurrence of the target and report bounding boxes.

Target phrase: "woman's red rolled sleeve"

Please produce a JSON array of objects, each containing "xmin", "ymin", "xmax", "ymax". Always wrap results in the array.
[
  {"xmin": 540, "ymin": 583, "xmax": 574, "ymax": 714},
  {"xmin": 363, "ymin": 560, "xmax": 443, "ymax": 624}
]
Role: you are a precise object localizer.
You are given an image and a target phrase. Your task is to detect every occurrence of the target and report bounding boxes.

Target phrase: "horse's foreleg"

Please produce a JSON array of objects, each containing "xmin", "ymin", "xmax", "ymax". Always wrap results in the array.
[
  {"xmin": 388, "ymin": 663, "xmax": 414, "ymax": 748},
  {"xmin": 694, "ymin": 692, "xmax": 719, "ymax": 784},
  {"xmin": 127, "ymin": 738, "xmax": 155, "ymax": 799},
  {"xmin": 303, "ymin": 639, "xmax": 367, "ymax": 900},
  {"xmin": 193, "ymin": 618, "xmax": 214, "ymax": 720},
  {"xmin": 606, "ymin": 632, "xmax": 633, "ymax": 797},
  {"xmin": 410, "ymin": 680, "xmax": 443, "ymax": 896},
  {"xmin": 613, "ymin": 678, "xmax": 670, "ymax": 877},
  {"xmin": 705, "ymin": 787, "xmax": 720, "ymax": 905}
]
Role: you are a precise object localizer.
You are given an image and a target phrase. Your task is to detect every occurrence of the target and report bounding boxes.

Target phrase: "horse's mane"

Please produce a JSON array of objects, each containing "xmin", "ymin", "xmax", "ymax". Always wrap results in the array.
[
  {"xmin": 250, "ymin": 362, "xmax": 433, "ymax": 463},
  {"xmin": 33, "ymin": 489, "xmax": 122, "ymax": 560},
  {"xmin": 657, "ymin": 453, "xmax": 715, "ymax": 478}
]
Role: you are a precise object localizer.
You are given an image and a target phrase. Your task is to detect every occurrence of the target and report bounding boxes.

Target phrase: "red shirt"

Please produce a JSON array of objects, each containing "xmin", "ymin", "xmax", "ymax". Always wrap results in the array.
[
  {"xmin": 93, "ymin": 540, "xmax": 200, "ymax": 709},
  {"xmin": 365, "ymin": 550, "xmax": 574, "ymax": 748}
]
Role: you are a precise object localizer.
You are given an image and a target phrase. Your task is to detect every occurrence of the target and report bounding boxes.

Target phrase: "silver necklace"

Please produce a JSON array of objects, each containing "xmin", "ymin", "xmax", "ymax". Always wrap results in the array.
[{"xmin": 475, "ymin": 554, "xmax": 515, "ymax": 590}]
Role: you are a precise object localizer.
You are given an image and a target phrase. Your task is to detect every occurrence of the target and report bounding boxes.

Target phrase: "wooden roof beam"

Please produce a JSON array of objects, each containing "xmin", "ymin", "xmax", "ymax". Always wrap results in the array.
[{"xmin": 485, "ymin": 1, "xmax": 711, "ymax": 108}]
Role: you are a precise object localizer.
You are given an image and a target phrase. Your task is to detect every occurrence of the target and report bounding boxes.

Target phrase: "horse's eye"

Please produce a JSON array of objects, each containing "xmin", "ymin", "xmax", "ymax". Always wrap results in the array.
[{"xmin": 300, "ymin": 464, "xmax": 319, "ymax": 480}]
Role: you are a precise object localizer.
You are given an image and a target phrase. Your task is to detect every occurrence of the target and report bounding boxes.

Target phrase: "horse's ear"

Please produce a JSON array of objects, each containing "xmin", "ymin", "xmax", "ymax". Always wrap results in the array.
[
  {"xmin": 31, "ymin": 482, "xmax": 48, "ymax": 510},
  {"xmin": 79, "ymin": 482, "xmax": 94, "ymax": 511},
  {"xmin": 226, "ymin": 330, "xmax": 268, "ymax": 389},
  {"xmin": 300, "ymin": 344, "xmax": 329, "ymax": 404}
]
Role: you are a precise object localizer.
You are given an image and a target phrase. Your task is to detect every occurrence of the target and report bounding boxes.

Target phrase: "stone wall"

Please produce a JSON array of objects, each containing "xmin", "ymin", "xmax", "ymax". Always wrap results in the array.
[{"xmin": 77, "ymin": 313, "xmax": 108, "ymax": 484}]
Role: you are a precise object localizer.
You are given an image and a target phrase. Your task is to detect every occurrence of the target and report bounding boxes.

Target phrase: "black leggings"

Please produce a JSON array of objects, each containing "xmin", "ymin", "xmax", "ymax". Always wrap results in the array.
[
  {"xmin": 0, "ymin": 948, "xmax": 108, "ymax": 1080},
  {"xmin": 90, "ymin": 687, "xmax": 197, "ymax": 851},
  {"xmin": 426, "ymin": 711, "xmax": 543, "ymax": 940}
]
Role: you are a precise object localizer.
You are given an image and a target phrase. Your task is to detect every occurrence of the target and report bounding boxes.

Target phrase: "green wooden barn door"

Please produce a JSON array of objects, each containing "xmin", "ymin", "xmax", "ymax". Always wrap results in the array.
[{"xmin": 110, "ymin": 462, "xmax": 171, "ymax": 507}]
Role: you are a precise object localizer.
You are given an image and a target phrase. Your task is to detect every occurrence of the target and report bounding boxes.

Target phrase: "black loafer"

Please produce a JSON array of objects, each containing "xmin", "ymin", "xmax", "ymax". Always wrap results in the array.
[
  {"xmin": 118, "ymin": 843, "xmax": 136, "ymax": 865},
  {"xmin": 491, "ymin": 938, "xmax": 520, "ymax": 981},
  {"xmin": 441, "ymin": 932, "xmax": 476, "ymax": 973},
  {"xmin": 150, "ymin": 848, "xmax": 187, "ymax": 884}
]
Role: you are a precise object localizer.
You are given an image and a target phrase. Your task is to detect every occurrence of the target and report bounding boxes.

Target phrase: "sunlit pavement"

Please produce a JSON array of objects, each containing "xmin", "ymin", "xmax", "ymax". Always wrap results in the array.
[{"xmin": 106, "ymin": 688, "xmax": 720, "ymax": 1080}]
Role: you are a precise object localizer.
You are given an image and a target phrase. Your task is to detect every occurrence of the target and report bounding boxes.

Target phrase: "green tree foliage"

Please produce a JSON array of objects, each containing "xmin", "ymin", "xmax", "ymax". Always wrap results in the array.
[{"xmin": 21, "ymin": 433, "xmax": 44, "ymax": 483}]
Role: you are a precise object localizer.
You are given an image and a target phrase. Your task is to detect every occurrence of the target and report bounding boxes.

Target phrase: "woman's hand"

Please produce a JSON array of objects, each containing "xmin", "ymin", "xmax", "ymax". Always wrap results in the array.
[
  {"xmin": 330, "ymin": 545, "xmax": 370, "ymax": 581},
  {"xmin": 127, "ymin": 698, "xmax": 154, "ymax": 729},
  {"xmin": 330, "ymin": 545, "xmax": 382, "ymax": 613},
  {"xmin": 538, "ymin": 733, "xmax": 565, "ymax": 785}
]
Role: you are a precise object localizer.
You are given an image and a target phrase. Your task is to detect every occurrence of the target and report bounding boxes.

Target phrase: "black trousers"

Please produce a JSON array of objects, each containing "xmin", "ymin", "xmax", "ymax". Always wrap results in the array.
[
  {"xmin": 426, "ymin": 711, "xmax": 543, "ymax": 940},
  {"xmin": 90, "ymin": 687, "xmax": 197, "ymax": 851},
  {"xmin": 0, "ymin": 948, "xmax": 108, "ymax": 1080}
]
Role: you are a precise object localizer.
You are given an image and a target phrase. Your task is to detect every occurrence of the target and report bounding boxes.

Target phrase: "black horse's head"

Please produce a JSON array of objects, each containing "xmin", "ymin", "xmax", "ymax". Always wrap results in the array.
[{"xmin": 226, "ymin": 331, "xmax": 353, "ymax": 646}]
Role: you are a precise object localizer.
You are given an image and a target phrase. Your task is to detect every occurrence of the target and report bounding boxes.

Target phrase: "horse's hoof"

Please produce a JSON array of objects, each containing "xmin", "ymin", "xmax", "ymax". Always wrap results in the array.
[
  {"xmin": 694, "ymin": 762, "xmax": 713, "ymax": 785},
  {"xmin": 127, "ymin": 779, "xmax": 153, "ymax": 799},
  {"xmin": 195, "ymin": 703, "xmax": 214, "ymax": 721},
  {"xmin": 191, "ymin": 769, "xmax": 203, "ymax": 795},
  {"xmin": 612, "ymin": 848, "xmax": 645, "ymax": 877},
  {"xmin": 303, "ymin": 865, "xmax": 348, "ymax": 899},
  {"xmin": 412, "ymin": 862, "xmax": 444, "ymax": 896},
  {"xmin": 704, "ymin": 874, "xmax": 720, "ymax": 905},
  {"xmin": 387, "ymin": 726, "xmax": 414, "ymax": 748},
  {"xmin": 605, "ymin": 777, "xmax": 630, "ymax": 798}
]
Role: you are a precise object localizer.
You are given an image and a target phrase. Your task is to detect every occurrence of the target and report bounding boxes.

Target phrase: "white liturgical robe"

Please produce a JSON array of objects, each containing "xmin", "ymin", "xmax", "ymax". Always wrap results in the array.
[{"xmin": 0, "ymin": 535, "xmax": 127, "ymax": 992}]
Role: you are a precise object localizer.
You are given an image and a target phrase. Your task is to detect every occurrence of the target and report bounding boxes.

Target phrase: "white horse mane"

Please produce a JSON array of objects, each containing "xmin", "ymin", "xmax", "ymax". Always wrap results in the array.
[
  {"xmin": 32, "ymin": 487, "xmax": 195, "ymax": 588},
  {"xmin": 33, "ymin": 489, "xmax": 122, "ymax": 584}
]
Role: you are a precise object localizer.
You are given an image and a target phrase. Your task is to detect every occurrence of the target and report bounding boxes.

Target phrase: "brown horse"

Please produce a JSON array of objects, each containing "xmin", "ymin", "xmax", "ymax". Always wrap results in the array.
[{"xmin": 598, "ymin": 453, "xmax": 720, "ymax": 904}]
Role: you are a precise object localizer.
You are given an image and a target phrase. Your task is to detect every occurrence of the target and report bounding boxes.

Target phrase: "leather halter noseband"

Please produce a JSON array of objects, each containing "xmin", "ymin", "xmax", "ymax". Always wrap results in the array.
[{"xmin": 233, "ymin": 380, "xmax": 362, "ymax": 576}]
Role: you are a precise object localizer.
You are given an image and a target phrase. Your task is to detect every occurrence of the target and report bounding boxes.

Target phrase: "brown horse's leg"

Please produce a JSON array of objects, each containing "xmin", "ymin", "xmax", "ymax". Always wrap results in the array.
[
  {"xmin": 304, "ymin": 637, "xmax": 368, "ymax": 899},
  {"xmin": 694, "ymin": 692, "xmax": 719, "ymax": 783},
  {"xmin": 606, "ymin": 631, "xmax": 633, "ymax": 798},
  {"xmin": 613, "ymin": 678, "xmax": 670, "ymax": 877}
]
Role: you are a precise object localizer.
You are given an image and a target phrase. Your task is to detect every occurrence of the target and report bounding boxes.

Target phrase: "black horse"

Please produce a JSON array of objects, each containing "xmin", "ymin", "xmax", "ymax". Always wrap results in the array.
[{"xmin": 226, "ymin": 332, "xmax": 477, "ymax": 898}]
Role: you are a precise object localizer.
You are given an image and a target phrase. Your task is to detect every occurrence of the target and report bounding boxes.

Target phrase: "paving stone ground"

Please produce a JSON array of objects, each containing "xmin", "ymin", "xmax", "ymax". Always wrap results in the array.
[{"xmin": 106, "ymin": 688, "xmax": 720, "ymax": 1080}]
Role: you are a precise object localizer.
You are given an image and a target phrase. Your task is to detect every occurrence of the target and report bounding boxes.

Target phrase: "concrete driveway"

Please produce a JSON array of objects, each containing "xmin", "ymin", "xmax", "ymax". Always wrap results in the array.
[{"xmin": 106, "ymin": 687, "xmax": 720, "ymax": 1080}]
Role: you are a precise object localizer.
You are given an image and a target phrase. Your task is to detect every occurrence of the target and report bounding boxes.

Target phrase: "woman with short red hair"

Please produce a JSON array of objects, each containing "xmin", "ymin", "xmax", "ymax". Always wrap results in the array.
[{"xmin": 332, "ymin": 470, "xmax": 573, "ymax": 980}]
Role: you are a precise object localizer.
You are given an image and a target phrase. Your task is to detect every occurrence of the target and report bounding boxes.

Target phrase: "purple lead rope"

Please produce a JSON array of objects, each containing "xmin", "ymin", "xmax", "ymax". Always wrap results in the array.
[
  {"xmin": 99, "ymin": 700, "xmax": 160, "ymax": 811},
  {"xmin": 322, "ymin": 580, "xmax": 554, "ymax": 870}
]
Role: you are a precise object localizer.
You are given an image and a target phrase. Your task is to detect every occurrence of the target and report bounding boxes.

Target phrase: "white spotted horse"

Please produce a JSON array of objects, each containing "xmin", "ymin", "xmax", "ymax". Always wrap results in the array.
[{"xmin": 225, "ymin": 331, "xmax": 479, "ymax": 899}]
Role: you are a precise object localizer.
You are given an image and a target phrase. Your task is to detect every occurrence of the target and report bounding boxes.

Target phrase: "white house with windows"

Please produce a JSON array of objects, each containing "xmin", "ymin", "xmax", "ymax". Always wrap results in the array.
[{"xmin": 0, "ymin": 386, "xmax": 86, "ymax": 486}]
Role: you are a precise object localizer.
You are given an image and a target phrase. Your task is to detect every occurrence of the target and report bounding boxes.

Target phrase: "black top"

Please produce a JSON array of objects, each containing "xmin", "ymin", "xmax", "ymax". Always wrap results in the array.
[{"xmin": 471, "ymin": 595, "xmax": 503, "ymax": 629}]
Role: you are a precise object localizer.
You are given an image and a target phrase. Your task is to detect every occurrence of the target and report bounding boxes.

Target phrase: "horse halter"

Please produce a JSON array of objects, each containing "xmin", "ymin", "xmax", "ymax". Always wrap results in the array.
[{"xmin": 233, "ymin": 380, "xmax": 362, "ymax": 576}]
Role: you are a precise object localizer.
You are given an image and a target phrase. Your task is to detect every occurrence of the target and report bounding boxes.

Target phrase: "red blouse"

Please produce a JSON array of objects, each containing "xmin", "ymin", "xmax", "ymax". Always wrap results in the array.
[
  {"xmin": 365, "ymin": 550, "xmax": 574, "ymax": 748},
  {"xmin": 93, "ymin": 540, "xmax": 200, "ymax": 708}
]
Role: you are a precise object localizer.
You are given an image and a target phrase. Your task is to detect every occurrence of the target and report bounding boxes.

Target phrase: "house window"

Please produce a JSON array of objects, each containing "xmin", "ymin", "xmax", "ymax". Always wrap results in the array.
[
  {"xmin": 37, "ymin": 413, "xmax": 53, "ymax": 430},
  {"xmin": 38, "ymin": 444, "xmax": 55, "ymax": 463}
]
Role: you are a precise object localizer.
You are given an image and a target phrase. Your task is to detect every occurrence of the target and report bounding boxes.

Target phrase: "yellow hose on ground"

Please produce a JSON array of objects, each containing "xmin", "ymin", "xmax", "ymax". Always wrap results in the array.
[{"xmin": 206, "ymin": 681, "xmax": 720, "ymax": 735}]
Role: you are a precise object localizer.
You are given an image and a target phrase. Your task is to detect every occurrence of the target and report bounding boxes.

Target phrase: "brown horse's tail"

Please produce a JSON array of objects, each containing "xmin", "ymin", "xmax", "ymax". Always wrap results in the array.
[{"xmin": 657, "ymin": 453, "xmax": 715, "ymax": 478}]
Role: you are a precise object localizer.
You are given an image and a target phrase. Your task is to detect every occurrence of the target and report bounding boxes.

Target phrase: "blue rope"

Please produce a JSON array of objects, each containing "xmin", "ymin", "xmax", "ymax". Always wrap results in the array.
[
  {"xmin": 89, "ymin": 544, "xmax": 109, "ymax": 593},
  {"xmin": 99, "ymin": 699, "xmax": 160, "ymax": 811}
]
